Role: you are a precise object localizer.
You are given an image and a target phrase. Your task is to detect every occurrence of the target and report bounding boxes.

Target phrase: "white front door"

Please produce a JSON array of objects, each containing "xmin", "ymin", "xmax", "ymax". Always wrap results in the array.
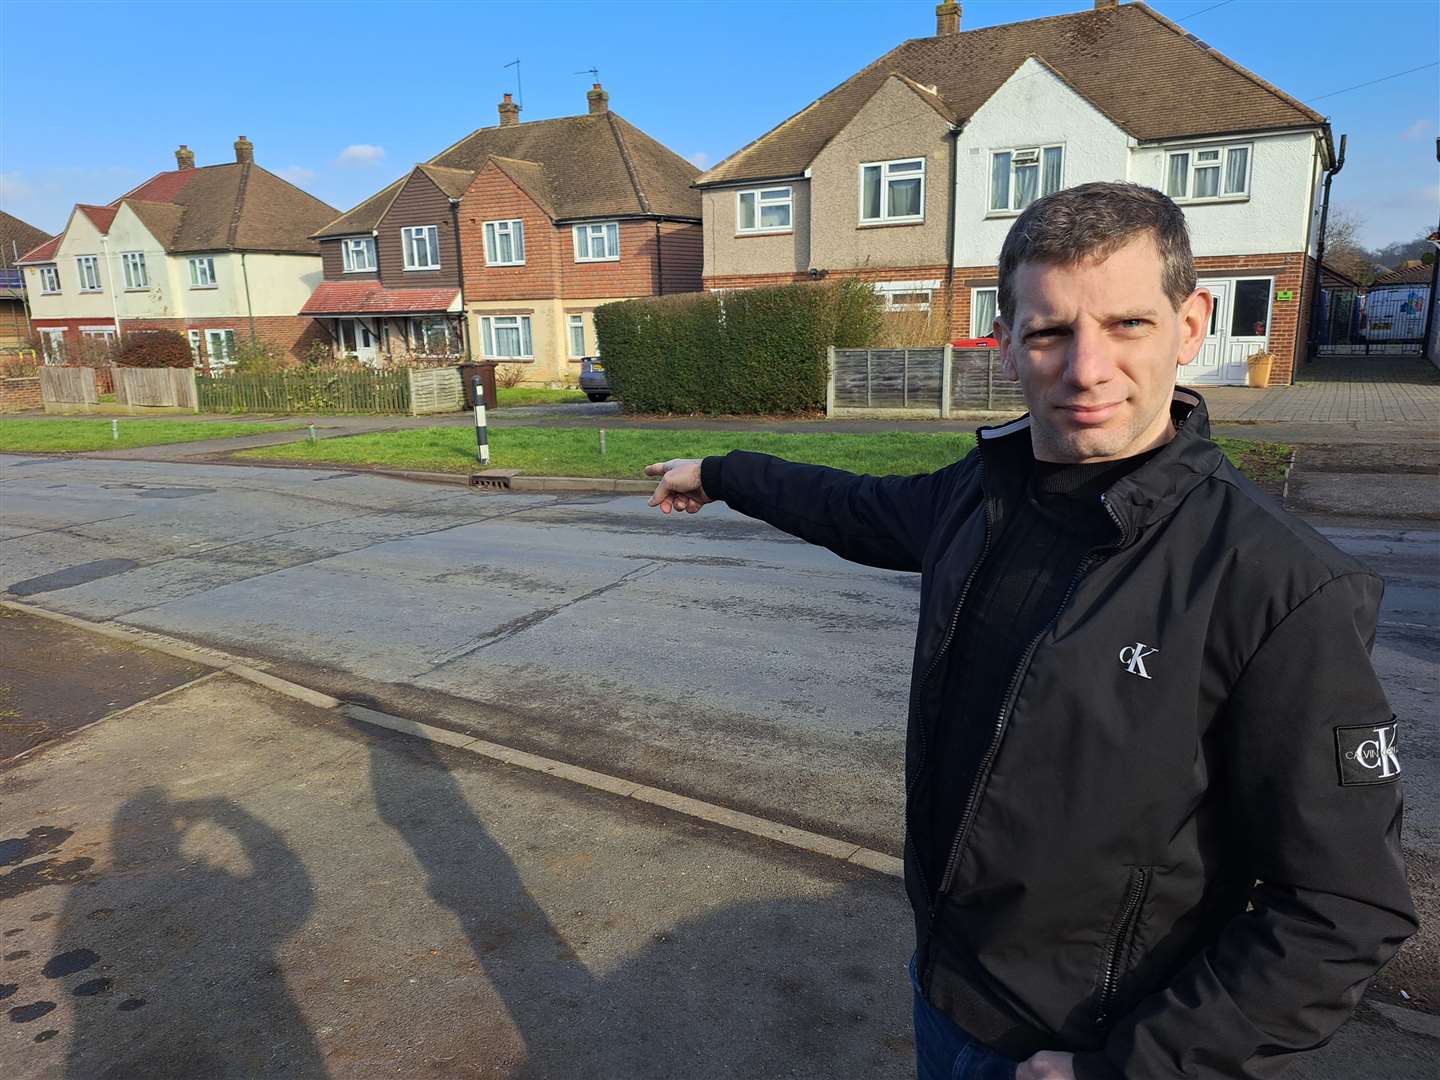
[
  {"xmin": 1181, "ymin": 278, "xmax": 1272, "ymax": 386},
  {"xmin": 1186, "ymin": 280, "xmax": 1229, "ymax": 384},
  {"xmin": 337, "ymin": 319, "xmax": 379, "ymax": 366}
]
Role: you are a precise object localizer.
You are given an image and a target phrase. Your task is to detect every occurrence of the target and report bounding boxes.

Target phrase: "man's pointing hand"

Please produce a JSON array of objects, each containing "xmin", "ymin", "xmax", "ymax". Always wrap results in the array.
[{"xmin": 645, "ymin": 458, "xmax": 711, "ymax": 515}]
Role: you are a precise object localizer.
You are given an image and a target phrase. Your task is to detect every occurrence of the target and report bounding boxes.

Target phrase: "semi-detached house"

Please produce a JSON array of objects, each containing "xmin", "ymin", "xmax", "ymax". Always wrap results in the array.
[
  {"xmin": 696, "ymin": 0, "xmax": 1335, "ymax": 386},
  {"xmin": 17, "ymin": 138, "xmax": 338, "ymax": 370},
  {"xmin": 305, "ymin": 84, "xmax": 702, "ymax": 383}
]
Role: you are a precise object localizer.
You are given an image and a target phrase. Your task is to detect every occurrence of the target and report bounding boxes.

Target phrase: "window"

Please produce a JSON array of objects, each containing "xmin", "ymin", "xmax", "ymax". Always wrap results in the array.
[
  {"xmin": 990, "ymin": 146, "xmax": 1063, "ymax": 212},
  {"xmin": 568, "ymin": 314, "xmax": 586, "ymax": 358},
  {"xmin": 82, "ymin": 327, "xmax": 116, "ymax": 344},
  {"xmin": 483, "ymin": 219, "xmax": 525, "ymax": 265},
  {"xmin": 860, "ymin": 158, "xmax": 925, "ymax": 223},
  {"xmin": 122, "ymin": 251, "xmax": 148, "ymax": 290},
  {"xmin": 737, "ymin": 187, "xmax": 793, "ymax": 233},
  {"xmin": 76, "ymin": 255, "xmax": 102, "ymax": 292},
  {"xmin": 341, "ymin": 236, "xmax": 376, "ymax": 273},
  {"xmin": 573, "ymin": 222, "xmax": 620, "ymax": 262},
  {"xmin": 1165, "ymin": 144, "xmax": 1251, "ymax": 201},
  {"xmin": 402, "ymin": 225, "xmax": 440, "ymax": 270},
  {"xmin": 407, "ymin": 316, "xmax": 455, "ymax": 353},
  {"xmin": 205, "ymin": 329, "xmax": 237, "ymax": 364},
  {"xmin": 971, "ymin": 287, "xmax": 998, "ymax": 337},
  {"xmin": 873, "ymin": 279, "xmax": 940, "ymax": 312},
  {"xmin": 188, "ymin": 330, "xmax": 203, "ymax": 365},
  {"xmin": 480, "ymin": 315, "xmax": 533, "ymax": 359},
  {"xmin": 189, "ymin": 257, "xmax": 217, "ymax": 287},
  {"xmin": 38, "ymin": 265, "xmax": 60, "ymax": 293},
  {"xmin": 1230, "ymin": 279, "xmax": 1272, "ymax": 338},
  {"xmin": 40, "ymin": 328, "xmax": 66, "ymax": 363}
]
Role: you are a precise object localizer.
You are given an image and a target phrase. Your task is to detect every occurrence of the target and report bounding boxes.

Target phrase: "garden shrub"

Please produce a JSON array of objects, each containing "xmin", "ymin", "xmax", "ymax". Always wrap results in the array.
[{"xmin": 115, "ymin": 330, "xmax": 193, "ymax": 368}]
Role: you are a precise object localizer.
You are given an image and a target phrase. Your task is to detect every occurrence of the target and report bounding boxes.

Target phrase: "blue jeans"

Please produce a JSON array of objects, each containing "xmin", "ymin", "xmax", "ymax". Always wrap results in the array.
[{"xmin": 911, "ymin": 954, "xmax": 1018, "ymax": 1080}]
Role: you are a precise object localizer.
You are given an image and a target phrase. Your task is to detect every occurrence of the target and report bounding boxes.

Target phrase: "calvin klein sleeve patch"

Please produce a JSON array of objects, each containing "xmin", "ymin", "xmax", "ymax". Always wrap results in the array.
[{"xmin": 1335, "ymin": 719, "xmax": 1401, "ymax": 786}]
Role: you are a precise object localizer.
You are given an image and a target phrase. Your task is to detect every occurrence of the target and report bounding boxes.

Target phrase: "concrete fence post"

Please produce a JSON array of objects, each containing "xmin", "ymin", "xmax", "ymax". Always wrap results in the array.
[
  {"xmin": 408, "ymin": 369, "xmax": 420, "ymax": 417},
  {"xmin": 902, "ymin": 349, "xmax": 910, "ymax": 409},
  {"xmin": 826, "ymin": 346, "xmax": 836, "ymax": 417},
  {"xmin": 941, "ymin": 344, "xmax": 953, "ymax": 419}
]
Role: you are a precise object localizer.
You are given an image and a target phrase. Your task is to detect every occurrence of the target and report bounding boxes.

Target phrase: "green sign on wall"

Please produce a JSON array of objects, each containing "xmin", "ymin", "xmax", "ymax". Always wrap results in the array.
[{"xmin": 1276, "ymin": 290, "xmax": 1295, "ymax": 300}]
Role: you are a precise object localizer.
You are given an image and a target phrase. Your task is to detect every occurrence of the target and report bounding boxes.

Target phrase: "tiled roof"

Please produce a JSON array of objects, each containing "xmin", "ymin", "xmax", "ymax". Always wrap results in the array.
[
  {"xmin": 698, "ymin": 1, "xmax": 1327, "ymax": 187},
  {"xmin": 417, "ymin": 163, "xmax": 476, "ymax": 199},
  {"xmin": 78, "ymin": 204, "xmax": 119, "ymax": 233},
  {"xmin": 118, "ymin": 168, "xmax": 203, "ymax": 204},
  {"xmin": 316, "ymin": 107, "xmax": 701, "ymax": 238},
  {"xmin": 299, "ymin": 280, "xmax": 460, "ymax": 316},
  {"xmin": 487, "ymin": 156, "xmax": 557, "ymax": 218},
  {"xmin": 1372, "ymin": 262, "xmax": 1434, "ymax": 287},
  {"xmin": 0, "ymin": 211, "xmax": 53, "ymax": 267},
  {"xmin": 16, "ymin": 234, "xmax": 62, "ymax": 264}
]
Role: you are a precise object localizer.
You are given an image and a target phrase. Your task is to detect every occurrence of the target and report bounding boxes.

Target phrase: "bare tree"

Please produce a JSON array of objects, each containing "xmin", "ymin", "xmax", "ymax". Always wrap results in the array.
[{"xmin": 1323, "ymin": 207, "xmax": 1379, "ymax": 286}]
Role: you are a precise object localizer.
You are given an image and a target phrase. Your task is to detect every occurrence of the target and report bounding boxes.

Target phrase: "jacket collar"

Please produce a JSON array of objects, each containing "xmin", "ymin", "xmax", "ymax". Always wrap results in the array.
[{"xmin": 975, "ymin": 388, "xmax": 1225, "ymax": 539}]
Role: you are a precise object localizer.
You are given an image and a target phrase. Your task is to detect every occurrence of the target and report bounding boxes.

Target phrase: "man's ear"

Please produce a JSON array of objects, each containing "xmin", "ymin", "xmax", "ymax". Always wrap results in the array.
[
  {"xmin": 996, "ymin": 318, "xmax": 1018, "ymax": 381},
  {"xmin": 1176, "ymin": 288, "xmax": 1212, "ymax": 369}
]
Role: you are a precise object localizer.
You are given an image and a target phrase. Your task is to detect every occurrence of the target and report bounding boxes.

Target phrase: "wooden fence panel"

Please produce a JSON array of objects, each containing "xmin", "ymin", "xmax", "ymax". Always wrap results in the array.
[
  {"xmin": 832, "ymin": 348, "xmax": 945, "ymax": 411},
  {"xmin": 196, "ymin": 370, "xmax": 412, "ymax": 414},
  {"xmin": 116, "ymin": 367, "xmax": 195, "ymax": 407},
  {"xmin": 408, "ymin": 367, "xmax": 463, "ymax": 415},
  {"xmin": 949, "ymin": 349, "xmax": 1026, "ymax": 411},
  {"xmin": 40, "ymin": 367, "xmax": 98, "ymax": 406}
]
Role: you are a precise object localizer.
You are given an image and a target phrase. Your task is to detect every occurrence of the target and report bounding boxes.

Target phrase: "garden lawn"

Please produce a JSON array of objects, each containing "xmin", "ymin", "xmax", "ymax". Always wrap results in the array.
[
  {"xmin": 0, "ymin": 419, "xmax": 303, "ymax": 453},
  {"xmin": 495, "ymin": 387, "xmax": 590, "ymax": 407},
  {"xmin": 235, "ymin": 425, "xmax": 1291, "ymax": 488}
]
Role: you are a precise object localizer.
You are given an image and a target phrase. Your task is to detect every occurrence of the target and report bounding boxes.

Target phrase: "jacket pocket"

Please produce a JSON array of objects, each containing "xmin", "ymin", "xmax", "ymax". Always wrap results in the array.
[{"xmin": 1095, "ymin": 866, "xmax": 1151, "ymax": 1028}]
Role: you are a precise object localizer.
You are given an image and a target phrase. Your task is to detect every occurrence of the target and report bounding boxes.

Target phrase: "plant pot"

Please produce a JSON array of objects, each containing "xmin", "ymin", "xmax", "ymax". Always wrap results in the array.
[{"xmin": 1246, "ymin": 354, "xmax": 1274, "ymax": 388}]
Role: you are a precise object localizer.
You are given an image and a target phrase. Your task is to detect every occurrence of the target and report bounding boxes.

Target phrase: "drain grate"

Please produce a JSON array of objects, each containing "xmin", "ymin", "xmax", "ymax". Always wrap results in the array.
[{"xmin": 469, "ymin": 474, "xmax": 511, "ymax": 490}]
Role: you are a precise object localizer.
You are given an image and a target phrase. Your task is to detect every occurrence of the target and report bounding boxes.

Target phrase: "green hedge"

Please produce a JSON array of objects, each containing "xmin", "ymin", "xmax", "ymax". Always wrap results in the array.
[{"xmin": 594, "ymin": 280, "xmax": 882, "ymax": 414}]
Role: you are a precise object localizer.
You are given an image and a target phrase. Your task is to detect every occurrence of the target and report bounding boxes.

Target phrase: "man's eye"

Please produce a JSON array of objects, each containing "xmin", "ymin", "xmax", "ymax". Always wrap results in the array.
[{"xmin": 1119, "ymin": 319, "xmax": 1146, "ymax": 329}]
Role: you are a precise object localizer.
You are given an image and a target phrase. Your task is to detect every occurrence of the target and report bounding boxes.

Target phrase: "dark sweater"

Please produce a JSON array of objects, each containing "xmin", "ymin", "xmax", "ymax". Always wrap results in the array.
[{"xmin": 921, "ymin": 447, "xmax": 1163, "ymax": 889}]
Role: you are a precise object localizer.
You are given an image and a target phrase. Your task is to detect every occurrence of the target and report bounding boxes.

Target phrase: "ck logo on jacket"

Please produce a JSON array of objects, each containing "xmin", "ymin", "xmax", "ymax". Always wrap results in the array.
[
  {"xmin": 1118, "ymin": 642, "xmax": 1158, "ymax": 679},
  {"xmin": 1336, "ymin": 720, "xmax": 1402, "ymax": 785}
]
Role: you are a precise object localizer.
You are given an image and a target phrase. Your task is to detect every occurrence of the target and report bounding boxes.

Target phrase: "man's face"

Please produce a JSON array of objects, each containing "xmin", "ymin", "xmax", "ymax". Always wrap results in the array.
[{"xmin": 994, "ymin": 233, "xmax": 1211, "ymax": 463}]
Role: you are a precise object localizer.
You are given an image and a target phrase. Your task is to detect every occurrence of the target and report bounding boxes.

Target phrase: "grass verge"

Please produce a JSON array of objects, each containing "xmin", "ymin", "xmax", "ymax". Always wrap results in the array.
[
  {"xmin": 495, "ymin": 387, "xmax": 590, "ymax": 407},
  {"xmin": 236, "ymin": 425, "xmax": 1291, "ymax": 489},
  {"xmin": 0, "ymin": 419, "xmax": 303, "ymax": 453}
]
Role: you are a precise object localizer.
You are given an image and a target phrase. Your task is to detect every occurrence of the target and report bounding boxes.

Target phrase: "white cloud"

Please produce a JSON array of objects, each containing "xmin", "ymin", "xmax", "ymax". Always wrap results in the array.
[
  {"xmin": 687, "ymin": 151, "xmax": 711, "ymax": 169},
  {"xmin": 277, "ymin": 165, "xmax": 318, "ymax": 185},
  {"xmin": 337, "ymin": 144, "xmax": 386, "ymax": 166},
  {"xmin": 1400, "ymin": 118, "xmax": 1431, "ymax": 140}
]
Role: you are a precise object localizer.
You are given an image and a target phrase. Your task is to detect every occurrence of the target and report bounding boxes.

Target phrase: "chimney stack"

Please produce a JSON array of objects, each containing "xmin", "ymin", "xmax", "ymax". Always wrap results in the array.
[
  {"xmin": 587, "ymin": 82, "xmax": 609, "ymax": 115},
  {"xmin": 498, "ymin": 92, "xmax": 521, "ymax": 127},
  {"xmin": 234, "ymin": 135, "xmax": 254, "ymax": 164},
  {"xmin": 935, "ymin": 1, "xmax": 961, "ymax": 36},
  {"xmin": 1094, "ymin": 0, "xmax": 1119, "ymax": 9},
  {"xmin": 175, "ymin": 144, "xmax": 196, "ymax": 171}
]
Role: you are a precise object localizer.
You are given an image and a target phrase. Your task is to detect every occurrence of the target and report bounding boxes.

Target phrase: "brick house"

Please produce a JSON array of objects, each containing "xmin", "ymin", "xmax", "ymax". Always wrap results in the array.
[
  {"xmin": 16, "ymin": 138, "xmax": 338, "ymax": 370},
  {"xmin": 305, "ymin": 84, "xmax": 702, "ymax": 384},
  {"xmin": 0, "ymin": 210, "xmax": 51, "ymax": 357},
  {"xmin": 695, "ymin": 0, "xmax": 1335, "ymax": 387}
]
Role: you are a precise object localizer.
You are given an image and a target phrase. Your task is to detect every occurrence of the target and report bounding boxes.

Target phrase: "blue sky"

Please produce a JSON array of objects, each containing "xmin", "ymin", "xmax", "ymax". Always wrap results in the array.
[{"xmin": 2, "ymin": 0, "xmax": 1435, "ymax": 250}]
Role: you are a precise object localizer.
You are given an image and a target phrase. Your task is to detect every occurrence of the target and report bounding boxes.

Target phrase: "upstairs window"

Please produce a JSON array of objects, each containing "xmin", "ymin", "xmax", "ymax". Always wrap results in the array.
[
  {"xmin": 1165, "ymin": 144, "xmax": 1251, "ymax": 201},
  {"xmin": 402, "ymin": 225, "xmax": 440, "ymax": 270},
  {"xmin": 483, "ymin": 219, "xmax": 525, "ymax": 265},
  {"xmin": 39, "ymin": 265, "xmax": 61, "ymax": 293},
  {"xmin": 76, "ymin": 255, "xmax": 102, "ymax": 291},
  {"xmin": 573, "ymin": 222, "xmax": 620, "ymax": 262},
  {"xmin": 122, "ymin": 251, "xmax": 148, "ymax": 289},
  {"xmin": 341, "ymin": 236, "xmax": 376, "ymax": 272},
  {"xmin": 990, "ymin": 145, "xmax": 1063, "ymax": 212},
  {"xmin": 189, "ymin": 256, "xmax": 217, "ymax": 288},
  {"xmin": 860, "ymin": 158, "xmax": 925, "ymax": 223},
  {"xmin": 737, "ymin": 186, "xmax": 793, "ymax": 233}
]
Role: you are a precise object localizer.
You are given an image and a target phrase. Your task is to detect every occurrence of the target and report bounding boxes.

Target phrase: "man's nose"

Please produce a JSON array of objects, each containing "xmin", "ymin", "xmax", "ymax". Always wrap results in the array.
[{"xmin": 1063, "ymin": 324, "xmax": 1118, "ymax": 390}]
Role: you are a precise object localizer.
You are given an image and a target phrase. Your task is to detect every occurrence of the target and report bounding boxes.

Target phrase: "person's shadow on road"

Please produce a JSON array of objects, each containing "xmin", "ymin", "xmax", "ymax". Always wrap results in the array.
[{"xmin": 365, "ymin": 728, "xmax": 914, "ymax": 1079}]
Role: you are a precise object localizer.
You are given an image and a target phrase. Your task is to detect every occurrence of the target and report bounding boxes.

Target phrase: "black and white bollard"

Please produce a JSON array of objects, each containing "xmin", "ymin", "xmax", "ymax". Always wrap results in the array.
[
  {"xmin": 111, "ymin": 419, "xmax": 119, "ymax": 441},
  {"xmin": 472, "ymin": 377, "xmax": 490, "ymax": 466}
]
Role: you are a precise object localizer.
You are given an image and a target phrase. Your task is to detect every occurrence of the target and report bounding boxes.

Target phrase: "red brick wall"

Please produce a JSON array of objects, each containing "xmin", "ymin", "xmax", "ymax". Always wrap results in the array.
[
  {"xmin": 0, "ymin": 376, "xmax": 41, "ymax": 412},
  {"xmin": 460, "ymin": 168, "xmax": 563, "ymax": 302},
  {"xmin": 560, "ymin": 219, "xmax": 670, "ymax": 298},
  {"xmin": 122, "ymin": 316, "xmax": 331, "ymax": 368},
  {"xmin": 1193, "ymin": 251, "xmax": 1308, "ymax": 386},
  {"xmin": 657, "ymin": 221, "xmax": 703, "ymax": 295}
]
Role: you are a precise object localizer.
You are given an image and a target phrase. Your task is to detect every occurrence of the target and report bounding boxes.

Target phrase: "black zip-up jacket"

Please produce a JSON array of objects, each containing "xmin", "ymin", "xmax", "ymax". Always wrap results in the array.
[{"xmin": 699, "ymin": 390, "xmax": 1416, "ymax": 1078}]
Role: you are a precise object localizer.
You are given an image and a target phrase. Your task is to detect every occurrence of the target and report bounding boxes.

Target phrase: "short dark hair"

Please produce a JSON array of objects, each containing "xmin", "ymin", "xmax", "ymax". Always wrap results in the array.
[{"xmin": 996, "ymin": 181, "xmax": 1196, "ymax": 325}]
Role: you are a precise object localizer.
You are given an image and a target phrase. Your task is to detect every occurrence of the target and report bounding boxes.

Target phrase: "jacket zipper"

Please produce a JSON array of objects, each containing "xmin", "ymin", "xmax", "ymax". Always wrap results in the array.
[
  {"xmin": 910, "ymin": 456, "xmax": 993, "ymax": 918},
  {"xmin": 936, "ymin": 492, "xmax": 1128, "ymax": 899},
  {"xmin": 1096, "ymin": 867, "xmax": 1150, "ymax": 1027}
]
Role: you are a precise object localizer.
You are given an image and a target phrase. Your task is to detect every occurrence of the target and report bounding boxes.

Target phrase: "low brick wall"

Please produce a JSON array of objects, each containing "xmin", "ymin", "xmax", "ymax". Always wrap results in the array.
[{"xmin": 1, "ymin": 376, "xmax": 42, "ymax": 413}]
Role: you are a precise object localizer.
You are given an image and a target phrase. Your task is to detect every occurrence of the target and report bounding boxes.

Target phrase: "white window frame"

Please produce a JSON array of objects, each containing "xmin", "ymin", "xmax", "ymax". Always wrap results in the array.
[
  {"xmin": 401, "ymin": 225, "xmax": 440, "ymax": 271},
  {"xmin": 970, "ymin": 287, "xmax": 999, "ymax": 338},
  {"xmin": 1164, "ymin": 143, "xmax": 1253, "ymax": 203},
  {"xmin": 121, "ymin": 251, "xmax": 148, "ymax": 290},
  {"xmin": 567, "ymin": 314, "xmax": 586, "ymax": 358},
  {"xmin": 76, "ymin": 255, "xmax": 102, "ymax": 292},
  {"xmin": 204, "ymin": 328, "xmax": 237, "ymax": 365},
  {"xmin": 81, "ymin": 326, "xmax": 117, "ymax": 347},
  {"xmin": 479, "ymin": 314, "xmax": 534, "ymax": 359},
  {"xmin": 483, "ymin": 219, "xmax": 526, "ymax": 266},
  {"xmin": 858, "ymin": 158, "xmax": 927, "ymax": 225},
  {"xmin": 340, "ymin": 236, "xmax": 377, "ymax": 273},
  {"xmin": 573, "ymin": 222, "xmax": 620, "ymax": 263},
  {"xmin": 407, "ymin": 316, "xmax": 455, "ymax": 354},
  {"xmin": 736, "ymin": 186, "xmax": 793, "ymax": 234},
  {"xmin": 873, "ymin": 279, "xmax": 941, "ymax": 313},
  {"xmin": 40, "ymin": 327, "xmax": 66, "ymax": 363},
  {"xmin": 38, "ymin": 265, "xmax": 61, "ymax": 293},
  {"xmin": 188, "ymin": 330, "xmax": 203, "ymax": 365},
  {"xmin": 189, "ymin": 256, "xmax": 217, "ymax": 288},
  {"xmin": 989, "ymin": 145, "xmax": 1065, "ymax": 214}
]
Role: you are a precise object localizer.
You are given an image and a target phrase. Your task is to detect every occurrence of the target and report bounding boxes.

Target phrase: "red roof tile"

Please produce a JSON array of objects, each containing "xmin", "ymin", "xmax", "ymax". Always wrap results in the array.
[
  {"xmin": 118, "ymin": 168, "xmax": 203, "ymax": 205},
  {"xmin": 77, "ymin": 204, "xmax": 119, "ymax": 233},
  {"xmin": 17, "ymin": 234, "xmax": 62, "ymax": 263},
  {"xmin": 300, "ymin": 280, "xmax": 460, "ymax": 316}
]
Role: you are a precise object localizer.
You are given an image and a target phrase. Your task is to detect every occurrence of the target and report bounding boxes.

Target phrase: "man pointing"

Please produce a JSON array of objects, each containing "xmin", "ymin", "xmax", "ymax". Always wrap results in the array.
[{"xmin": 646, "ymin": 182, "xmax": 1415, "ymax": 1079}]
